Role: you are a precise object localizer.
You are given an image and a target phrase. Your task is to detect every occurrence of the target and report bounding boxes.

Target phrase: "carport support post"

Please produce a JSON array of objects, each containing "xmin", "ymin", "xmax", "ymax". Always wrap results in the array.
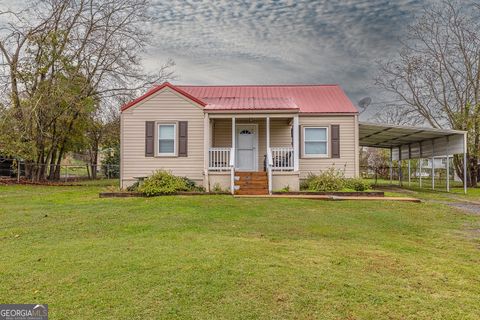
[
  {"xmin": 464, "ymin": 132, "xmax": 467, "ymax": 194},
  {"xmin": 407, "ymin": 144, "xmax": 411, "ymax": 187},
  {"xmin": 408, "ymin": 160, "xmax": 411, "ymax": 187},
  {"xmin": 431, "ymin": 140, "xmax": 435, "ymax": 190},
  {"xmin": 419, "ymin": 142, "xmax": 423, "ymax": 188},
  {"xmin": 398, "ymin": 146, "xmax": 402, "ymax": 186},
  {"xmin": 419, "ymin": 158, "xmax": 422, "ymax": 188},
  {"xmin": 389, "ymin": 147, "xmax": 393, "ymax": 185},
  {"xmin": 446, "ymin": 136, "xmax": 450, "ymax": 192},
  {"xmin": 446, "ymin": 155, "xmax": 450, "ymax": 192}
]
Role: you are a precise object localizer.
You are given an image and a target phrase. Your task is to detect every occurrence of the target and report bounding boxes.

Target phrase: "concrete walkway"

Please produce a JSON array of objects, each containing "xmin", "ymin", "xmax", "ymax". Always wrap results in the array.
[
  {"xmin": 234, "ymin": 194, "xmax": 421, "ymax": 202},
  {"xmin": 377, "ymin": 186, "xmax": 480, "ymax": 214}
]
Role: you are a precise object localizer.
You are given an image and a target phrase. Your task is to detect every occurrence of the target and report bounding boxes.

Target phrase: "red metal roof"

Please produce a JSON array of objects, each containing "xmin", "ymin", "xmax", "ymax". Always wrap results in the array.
[
  {"xmin": 121, "ymin": 83, "xmax": 358, "ymax": 113},
  {"xmin": 178, "ymin": 85, "xmax": 357, "ymax": 113},
  {"xmin": 201, "ymin": 97, "xmax": 298, "ymax": 110}
]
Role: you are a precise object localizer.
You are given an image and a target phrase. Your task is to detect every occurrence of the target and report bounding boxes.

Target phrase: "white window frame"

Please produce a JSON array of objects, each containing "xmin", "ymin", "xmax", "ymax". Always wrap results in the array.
[
  {"xmin": 156, "ymin": 123, "xmax": 177, "ymax": 157},
  {"xmin": 303, "ymin": 126, "xmax": 329, "ymax": 158}
]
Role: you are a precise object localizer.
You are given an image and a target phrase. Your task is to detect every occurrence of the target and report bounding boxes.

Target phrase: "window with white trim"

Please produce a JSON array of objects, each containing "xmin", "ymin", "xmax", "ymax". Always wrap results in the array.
[
  {"xmin": 304, "ymin": 127, "xmax": 328, "ymax": 156},
  {"xmin": 158, "ymin": 123, "xmax": 176, "ymax": 156}
]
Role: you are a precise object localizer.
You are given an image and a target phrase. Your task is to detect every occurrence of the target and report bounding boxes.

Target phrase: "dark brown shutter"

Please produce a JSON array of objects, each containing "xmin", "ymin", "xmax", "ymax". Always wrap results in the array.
[
  {"xmin": 145, "ymin": 121, "xmax": 155, "ymax": 157},
  {"xmin": 331, "ymin": 125, "xmax": 340, "ymax": 158},
  {"xmin": 178, "ymin": 121, "xmax": 188, "ymax": 157}
]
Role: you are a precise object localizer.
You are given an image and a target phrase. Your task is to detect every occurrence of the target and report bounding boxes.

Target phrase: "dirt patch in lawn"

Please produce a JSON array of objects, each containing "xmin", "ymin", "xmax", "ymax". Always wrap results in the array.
[
  {"xmin": 0, "ymin": 177, "xmax": 79, "ymax": 186},
  {"xmin": 448, "ymin": 203, "xmax": 480, "ymax": 215}
]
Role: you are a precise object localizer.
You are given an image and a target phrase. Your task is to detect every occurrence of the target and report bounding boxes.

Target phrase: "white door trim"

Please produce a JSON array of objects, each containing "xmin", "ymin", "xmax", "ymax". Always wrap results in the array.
[{"xmin": 235, "ymin": 123, "xmax": 258, "ymax": 171}]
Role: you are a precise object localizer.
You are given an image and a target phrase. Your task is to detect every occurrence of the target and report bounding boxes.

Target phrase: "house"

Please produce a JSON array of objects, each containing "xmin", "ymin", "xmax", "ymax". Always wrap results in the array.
[
  {"xmin": 419, "ymin": 157, "xmax": 462, "ymax": 181},
  {"xmin": 120, "ymin": 82, "xmax": 359, "ymax": 193}
]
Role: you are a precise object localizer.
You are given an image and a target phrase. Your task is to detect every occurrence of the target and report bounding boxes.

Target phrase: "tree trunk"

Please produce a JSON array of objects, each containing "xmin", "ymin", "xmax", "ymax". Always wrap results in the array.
[
  {"xmin": 53, "ymin": 144, "xmax": 66, "ymax": 180},
  {"xmin": 453, "ymin": 155, "xmax": 478, "ymax": 187},
  {"xmin": 48, "ymin": 148, "xmax": 58, "ymax": 180},
  {"xmin": 90, "ymin": 145, "xmax": 98, "ymax": 180}
]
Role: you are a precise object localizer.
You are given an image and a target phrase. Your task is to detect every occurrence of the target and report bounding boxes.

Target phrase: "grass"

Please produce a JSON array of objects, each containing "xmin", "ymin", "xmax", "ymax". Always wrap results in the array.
[
  {"xmin": 1, "ymin": 183, "xmax": 480, "ymax": 319},
  {"xmin": 367, "ymin": 178, "xmax": 480, "ymax": 202}
]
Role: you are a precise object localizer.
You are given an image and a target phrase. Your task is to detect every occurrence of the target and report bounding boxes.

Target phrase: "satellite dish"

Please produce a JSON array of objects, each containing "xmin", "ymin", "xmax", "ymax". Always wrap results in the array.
[{"xmin": 358, "ymin": 97, "xmax": 372, "ymax": 110}]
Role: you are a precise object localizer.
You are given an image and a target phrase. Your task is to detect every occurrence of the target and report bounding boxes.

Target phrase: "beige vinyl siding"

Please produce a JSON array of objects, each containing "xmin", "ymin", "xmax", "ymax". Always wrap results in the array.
[
  {"xmin": 121, "ymin": 88, "xmax": 204, "ymax": 187},
  {"xmin": 211, "ymin": 118, "xmax": 292, "ymax": 171},
  {"xmin": 299, "ymin": 115, "xmax": 357, "ymax": 178}
]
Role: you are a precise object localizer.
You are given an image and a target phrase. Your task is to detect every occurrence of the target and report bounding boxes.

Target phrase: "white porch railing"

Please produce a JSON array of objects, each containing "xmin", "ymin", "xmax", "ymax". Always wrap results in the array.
[
  {"xmin": 270, "ymin": 147, "xmax": 294, "ymax": 171},
  {"xmin": 209, "ymin": 147, "xmax": 231, "ymax": 171}
]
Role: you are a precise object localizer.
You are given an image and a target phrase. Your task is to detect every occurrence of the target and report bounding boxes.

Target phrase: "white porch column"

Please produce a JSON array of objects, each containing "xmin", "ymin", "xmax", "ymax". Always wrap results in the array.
[
  {"xmin": 266, "ymin": 116, "xmax": 271, "ymax": 194},
  {"xmin": 266, "ymin": 116, "xmax": 270, "ymax": 151},
  {"xmin": 204, "ymin": 113, "xmax": 210, "ymax": 192},
  {"xmin": 231, "ymin": 117, "xmax": 236, "ymax": 161},
  {"xmin": 293, "ymin": 115, "xmax": 299, "ymax": 172},
  {"xmin": 231, "ymin": 117, "xmax": 236, "ymax": 194}
]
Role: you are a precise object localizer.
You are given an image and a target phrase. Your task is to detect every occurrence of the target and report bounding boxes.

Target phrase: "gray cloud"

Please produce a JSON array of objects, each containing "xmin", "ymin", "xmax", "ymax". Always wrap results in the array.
[{"xmin": 0, "ymin": 0, "xmax": 439, "ymax": 118}]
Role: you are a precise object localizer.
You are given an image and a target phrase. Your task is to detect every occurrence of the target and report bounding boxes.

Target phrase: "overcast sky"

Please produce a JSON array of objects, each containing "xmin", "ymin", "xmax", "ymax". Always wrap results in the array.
[
  {"xmin": 141, "ymin": 0, "xmax": 432, "ymax": 118},
  {"xmin": 0, "ymin": 0, "xmax": 444, "ymax": 118}
]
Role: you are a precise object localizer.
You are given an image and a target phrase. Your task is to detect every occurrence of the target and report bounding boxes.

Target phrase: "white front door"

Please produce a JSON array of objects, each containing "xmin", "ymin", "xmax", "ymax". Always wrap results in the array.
[{"xmin": 236, "ymin": 124, "xmax": 257, "ymax": 171}]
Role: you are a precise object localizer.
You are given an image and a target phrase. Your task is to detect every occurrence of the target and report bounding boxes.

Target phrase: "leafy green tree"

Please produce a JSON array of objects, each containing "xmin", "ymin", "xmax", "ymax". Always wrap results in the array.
[{"xmin": 0, "ymin": 0, "xmax": 173, "ymax": 181}]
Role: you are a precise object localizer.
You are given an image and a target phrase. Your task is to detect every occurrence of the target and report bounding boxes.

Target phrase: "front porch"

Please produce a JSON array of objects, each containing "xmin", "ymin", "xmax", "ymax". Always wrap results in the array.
[{"xmin": 203, "ymin": 114, "xmax": 300, "ymax": 194}]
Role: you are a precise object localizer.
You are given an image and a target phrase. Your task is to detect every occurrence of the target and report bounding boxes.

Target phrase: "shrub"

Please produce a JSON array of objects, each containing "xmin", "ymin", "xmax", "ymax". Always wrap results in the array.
[
  {"xmin": 138, "ymin": 170, "xmax": 190, "ymax": 196},
  {"xmin": 344, "ymin": 178, "xmax": 371, "ymax": 191},
  {"xmin": 211, "ymin": 183, "xmax": 224, "ymax": 193},
  {"xmin": 180, "ymin": 176, "xmax": 205, "ymax": 192},
  {"xmin": 304, "ymin": 168, "xmax": 345, "ymax": 192}
]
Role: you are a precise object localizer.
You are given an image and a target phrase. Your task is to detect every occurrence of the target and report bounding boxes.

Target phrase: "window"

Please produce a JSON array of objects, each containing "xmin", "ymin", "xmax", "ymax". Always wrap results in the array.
[
  {"xmin": 158, "ymin": 123, "xmax": 176, "ymax": 156},
  {"xmin": 304, "ymin": 127, "xmax": 328, "ymax": 156}
]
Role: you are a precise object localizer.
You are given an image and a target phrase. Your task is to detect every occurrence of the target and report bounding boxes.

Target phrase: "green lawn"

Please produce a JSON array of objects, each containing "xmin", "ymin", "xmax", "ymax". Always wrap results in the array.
[
  {"xmin": 368, "ymin": 178, "xmax": 480, "ymax": 202},
  {"xmin": 1, "ymin": 184, "xmax": 480, "ymax": 319}
]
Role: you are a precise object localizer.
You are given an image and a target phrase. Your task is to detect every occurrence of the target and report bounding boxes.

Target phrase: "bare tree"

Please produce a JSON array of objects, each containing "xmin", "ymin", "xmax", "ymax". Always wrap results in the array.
[
  {"xmin": 375, "ymin": 0, "xmax": 480, "ymax": 186},
  {"xmin": 0, "ymin": 0, "xmax": 173, "ymax": 180},
  {"xmin": 372, "ymin": 105, "xmax": 425, "ymax": 126}
]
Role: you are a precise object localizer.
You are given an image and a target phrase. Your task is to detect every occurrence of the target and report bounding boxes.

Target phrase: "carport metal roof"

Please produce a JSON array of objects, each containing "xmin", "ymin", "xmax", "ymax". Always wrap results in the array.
[
  {"xmin": 359, "ymin": 121, "xmax": 468, "ymax": 193},
  {"xmin": 359, "ymin": 122, "xmax": 467, "ymax": 160}
]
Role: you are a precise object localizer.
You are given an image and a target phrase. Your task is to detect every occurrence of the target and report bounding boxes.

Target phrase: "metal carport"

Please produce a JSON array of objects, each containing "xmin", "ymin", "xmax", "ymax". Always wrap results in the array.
[{"xmin": 359, "ymin": 122, "xmax": 467, "ymax": 194}]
